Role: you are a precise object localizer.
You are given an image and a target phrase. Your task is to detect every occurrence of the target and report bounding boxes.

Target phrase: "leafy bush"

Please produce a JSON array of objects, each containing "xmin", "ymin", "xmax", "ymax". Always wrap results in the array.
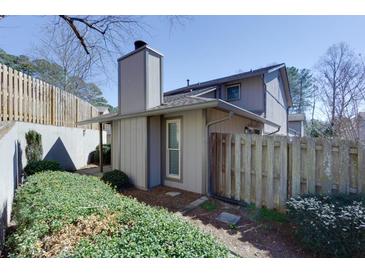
[
  {"xmin": 101, "ymin": 169, "xmax": 130, "ymax": 190},
  {"xmin": 24, "ymin": 160, "xmax": 62, "ymax": 176},
  {"xmin": 89, "ymin": 144, "xmax": 111, "ymax": 165},
  {"xmin": 7, "ymin": 171, "xmax": 228, "ymax": 258},
  {"xmin": 25, "ymin": 130, "xmax": 43, "ymax": 162},
  {"xmin": 286, "ymin": 194, "xmax": 365, "ymax": 257}
]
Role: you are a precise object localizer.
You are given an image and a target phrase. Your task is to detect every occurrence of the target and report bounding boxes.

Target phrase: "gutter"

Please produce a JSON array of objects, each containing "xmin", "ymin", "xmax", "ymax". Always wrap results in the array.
[
  {"xmin": 205, "ymin": 111, "xmax": 234, "ymax": 195},
  {"xmin": 77, "ymin": 100, "xmax": 219, "ymax": 126}
]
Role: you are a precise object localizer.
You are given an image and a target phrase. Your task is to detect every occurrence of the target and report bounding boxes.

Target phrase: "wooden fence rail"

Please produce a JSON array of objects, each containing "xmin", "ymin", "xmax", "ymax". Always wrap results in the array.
[
  {"xmin": 0, "ymin": 64, "xmax": 98, "ymax": 129},
  {"xmin": 210, "ymin": 133, "xmax": 365, "ymax": 209}
]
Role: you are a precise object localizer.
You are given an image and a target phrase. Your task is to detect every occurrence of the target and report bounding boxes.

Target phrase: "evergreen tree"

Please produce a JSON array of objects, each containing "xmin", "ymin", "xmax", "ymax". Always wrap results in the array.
[{"xmin": 287, "ymin": 66, "xmax": 315, "ymax": 114}]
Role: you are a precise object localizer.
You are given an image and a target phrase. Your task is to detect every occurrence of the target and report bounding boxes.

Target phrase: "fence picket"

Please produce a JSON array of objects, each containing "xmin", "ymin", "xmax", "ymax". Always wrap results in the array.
[
  {"xmin": 358, "ymin": 143, "xmax": 365, "ymax": 193},
  {"xmin": 339, "ymin": 140, "xmax": 350, "ymax": 194},
  {"xmin": 266, "ymin": 137, "xmax": 274, "ymax": 209},
  {"xmin": 225, "ymin": 134, "xmax": 232, "ymax": 198},
  {"xmin": 234, "ymin": 135, "xmax": 241, "ymax": 200},
  {"xmin": 291, "ymin": 137, "xmax": 301, "ymax": 196},
  {"xmin": 306, "ymin": 137, "xmax": 316, "ymax": 193},
  {"xmin": 8, "ymin": 67, "xmax": 14, "ymax": 120},
  {"xmin": 243, "ymin": 134, "xmax": 252, "ymax": 203},
  {"xmin": 254, "ymin": 135, "xmax": 263, "ymax": 207}
]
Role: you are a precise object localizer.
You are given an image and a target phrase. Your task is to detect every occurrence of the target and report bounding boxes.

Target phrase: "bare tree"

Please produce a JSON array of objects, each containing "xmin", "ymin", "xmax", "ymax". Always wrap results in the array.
[
  {"xmin": 315, "ymin": 42, "xmax": 365, "ymax": 139},
  {"xmin": 36, "ymin": 23, "xmax": 94, "ymax": 92}
]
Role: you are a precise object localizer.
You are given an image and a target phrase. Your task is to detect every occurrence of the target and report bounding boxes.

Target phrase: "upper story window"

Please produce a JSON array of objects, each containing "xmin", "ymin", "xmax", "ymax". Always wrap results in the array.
[{"xmin": 226, "ymin": 84, "xmax": 241, "ymax": 101}]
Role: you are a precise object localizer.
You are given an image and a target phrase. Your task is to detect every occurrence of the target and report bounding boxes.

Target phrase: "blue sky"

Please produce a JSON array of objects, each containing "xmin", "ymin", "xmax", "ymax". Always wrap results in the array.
[{"xmin": 1, "ymin": 16, "xmax": 365, "ymax": 107}]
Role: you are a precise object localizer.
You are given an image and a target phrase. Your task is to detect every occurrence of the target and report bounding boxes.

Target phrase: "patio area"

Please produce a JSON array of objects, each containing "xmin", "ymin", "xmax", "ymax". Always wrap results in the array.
[{"xmin": 76, "ymin": 164, "xmax": 112, "ymax": 177}]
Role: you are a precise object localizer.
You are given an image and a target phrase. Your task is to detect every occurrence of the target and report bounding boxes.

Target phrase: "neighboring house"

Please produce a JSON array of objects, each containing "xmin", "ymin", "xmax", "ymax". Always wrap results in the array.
[
  {"xmin": 79, "ymin": 41, "xmax": 292, "ymax": 194},
  {"xmin": 288, "ymin": 113, "xmax": 306, "ymax": 137}
]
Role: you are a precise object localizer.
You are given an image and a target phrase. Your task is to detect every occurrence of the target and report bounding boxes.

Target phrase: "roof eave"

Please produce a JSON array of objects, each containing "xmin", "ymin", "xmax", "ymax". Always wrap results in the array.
[
  {"xmin": 77, "ymin": 101, "xmax": 219, "ymax": 125},
  {"xmin": 216, "ymin": 99, "xmax": 280, "ymax": 128}
]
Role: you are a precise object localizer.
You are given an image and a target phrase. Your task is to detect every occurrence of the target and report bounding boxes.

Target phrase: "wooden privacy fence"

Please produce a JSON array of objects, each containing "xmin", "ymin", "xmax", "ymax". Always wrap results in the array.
[
  {"xmin": 210, "ymin": 133, "xmax": 365, "ymax": 209},
  {"xmin": 0, "ymin": 64, "xmax": 98, "ymax": 129}
]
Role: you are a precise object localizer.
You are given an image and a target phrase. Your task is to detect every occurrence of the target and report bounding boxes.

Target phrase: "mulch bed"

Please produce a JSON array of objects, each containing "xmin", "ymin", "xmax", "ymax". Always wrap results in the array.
[
  {"xmin": 121, "ymin": 187, "xmax": 311, "ymax": 258},
  {"xmin": 121, "ymin": 186, "xmax": 201, "ymax": 212},
  {"xmin": 184, "ymin": 198, "xmax": 310, "ymax": 258}
]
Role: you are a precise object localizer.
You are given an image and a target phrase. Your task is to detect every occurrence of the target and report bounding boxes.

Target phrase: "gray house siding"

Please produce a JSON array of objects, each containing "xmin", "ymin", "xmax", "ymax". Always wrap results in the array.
[
  {"xmin": 119, "ymin": 50, "xmax": 146, "ymax": 115},
  {"xmin": 119, "ymin": 48, "xmax": 162, "ymax": 115},
  {"xmin": 162, "ymin": 109, "xmax": 205, "ymax": 194},
  {"xmin": 207, "ymin": 108, "xmax": 263, "ymax": 134},
  {"xmin": 146, "ymin": 51, "xmax": 162, "ymax": 109},
  {"xmin": 112, "ymin": 117, "xmax": 148, "ymax": 190},
  {"xmin": 288, "ymin": 120, "xmax": 304, "ymax": 136},
  {"xmin": 263, "ymin": 70, "xmax": 288, "ymax": 135},
  {"xmin": 220, "ymin": 76, "xmax": 265, "ymax": 115}
]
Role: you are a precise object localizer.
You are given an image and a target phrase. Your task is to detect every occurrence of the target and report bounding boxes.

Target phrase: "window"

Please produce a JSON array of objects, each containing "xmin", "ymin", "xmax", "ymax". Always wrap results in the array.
[
  {"xmin": 226, "ymin": 84, "xmax": 240, "ymax": 101},
  {"xmin": 166, "ymin": 119, "xmax": 181, "ymax": 179}
]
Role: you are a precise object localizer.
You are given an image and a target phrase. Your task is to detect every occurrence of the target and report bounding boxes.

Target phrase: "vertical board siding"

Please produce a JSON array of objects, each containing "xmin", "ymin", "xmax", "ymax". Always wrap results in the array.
[
  {"xmin": 0, "ymin": 63, "xmax": 98, "ymax": 128},
  {"xmin": 118, "ymin": 117, "xmax": 147, "ymax": 190},
  {"xmin": 210, "ymin": 133, "xmax": 365, "ymax": 209}
]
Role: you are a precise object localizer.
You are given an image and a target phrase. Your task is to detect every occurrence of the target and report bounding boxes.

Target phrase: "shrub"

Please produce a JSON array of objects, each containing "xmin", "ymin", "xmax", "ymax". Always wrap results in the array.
[
  {"xmin": 101, "ymin": 169, "xmax": 129, "ymax": 190},
  {"xmin": 7, "ymin": 171, "xmax": 228, "ymax": 258},
  {"xmin": 286, "ymin": 194, "xmax": 365, "ymax": 257},
  {"xmin": 89, "ymin": 144, "xmax": 111, "ymax": 165},
  {"xmin": 24, "ymin": 160, "xmax": 62, "ymax": 176},
  {"xmin": 25, "ymin": 130, "xmax": 43, "ymax": 162}
]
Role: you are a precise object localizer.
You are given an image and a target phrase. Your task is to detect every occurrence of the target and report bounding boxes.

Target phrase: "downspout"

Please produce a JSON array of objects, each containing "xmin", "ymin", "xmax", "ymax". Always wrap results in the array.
[
  {"xmin": 265, "ymin": 125, "xmax": 281, "ymax": 135},
  {"xmin": 205, "ymin": 111, "xmax": 234, "ymax": 195}
]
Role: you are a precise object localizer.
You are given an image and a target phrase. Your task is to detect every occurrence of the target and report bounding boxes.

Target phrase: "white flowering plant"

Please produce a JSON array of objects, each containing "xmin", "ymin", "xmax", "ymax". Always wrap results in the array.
[{"xmin": 286, "ymin": 194, "xmax": 365, "ymax": 257}]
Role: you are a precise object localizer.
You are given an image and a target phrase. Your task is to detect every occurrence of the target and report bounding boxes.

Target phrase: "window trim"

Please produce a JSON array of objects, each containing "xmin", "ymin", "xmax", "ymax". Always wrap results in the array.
[
  {"xmin": 166, "ymin": 118, "xmax": 181, "ymax": 180},
  {"xmin": 226, "ymin": 83, "xmax": 241, "ymax": 101}
]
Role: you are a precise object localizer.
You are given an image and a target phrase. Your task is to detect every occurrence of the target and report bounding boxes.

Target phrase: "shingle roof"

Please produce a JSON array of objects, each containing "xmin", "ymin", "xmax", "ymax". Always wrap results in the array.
[
  {"xmin": 164, "ymin": 63, "xmax": 285, "ymax": 96},
  {"xmin": 152, "ymin": 92, "xmax": 217, "ymax": 110},
  {"xmin": 150, "ymin": 86, "xmax": 218, "ymax": 110}
]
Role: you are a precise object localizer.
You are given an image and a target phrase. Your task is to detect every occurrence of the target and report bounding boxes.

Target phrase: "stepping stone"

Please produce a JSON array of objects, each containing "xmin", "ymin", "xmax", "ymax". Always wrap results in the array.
[
  {"xmin": 180, "ymin": 196, "xmax": 208, "ymax": 214},
  {"xmin": 216, "ymin": 212, "xmax": 241, "ymax": 225},
  {"xmin": 165, "ymin": 191, "xmax": 181, "ymax": 197}
]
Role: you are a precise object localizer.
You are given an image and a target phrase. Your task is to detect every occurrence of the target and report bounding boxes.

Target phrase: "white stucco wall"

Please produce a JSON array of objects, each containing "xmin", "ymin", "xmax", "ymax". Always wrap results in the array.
[
  {"xmin": 0, "ymin": 123, "xmax": 18, "ymax": 250},
  {"xmin": 0, "ymin": 121, "xmax": 103, "ymax": 249}
]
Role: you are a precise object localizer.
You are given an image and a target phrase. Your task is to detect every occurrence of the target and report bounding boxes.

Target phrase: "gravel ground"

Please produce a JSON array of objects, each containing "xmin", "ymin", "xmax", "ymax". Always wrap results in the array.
[{"xmin": 121, "ymin": 186, "xmax": 310, "ymax": 258}]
